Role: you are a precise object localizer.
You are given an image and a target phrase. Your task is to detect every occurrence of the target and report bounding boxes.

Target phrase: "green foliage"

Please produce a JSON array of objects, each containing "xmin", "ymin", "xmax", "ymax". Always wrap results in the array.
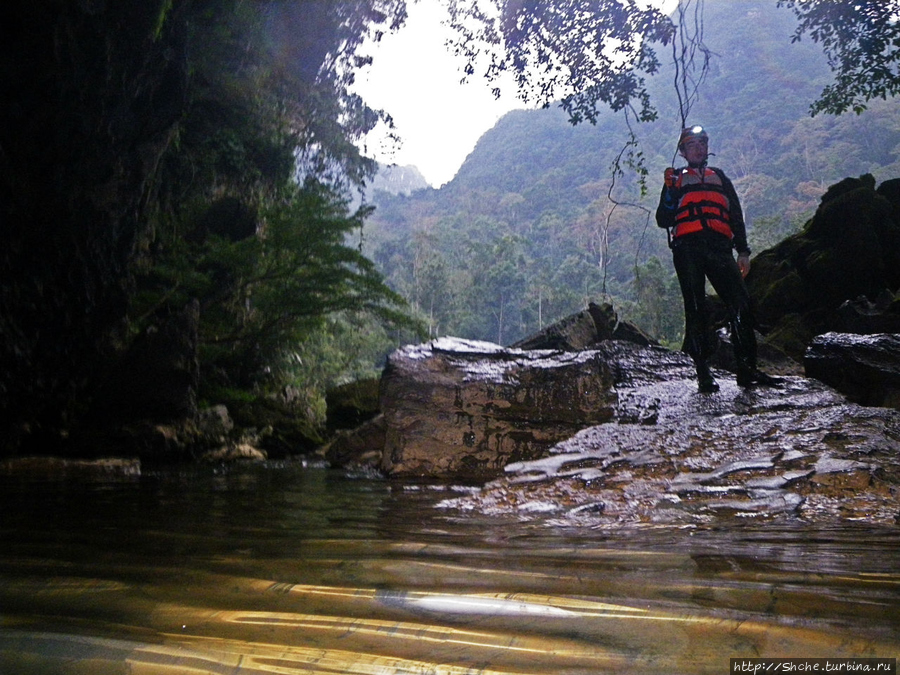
[
  {"xmin": 626, "ymin": 256, "xmax": 682, "ymax": 346},
  {"xmin": 445, "ymin": 0, "xmax": 675, "ymax": 124},
  {"xmin": 778, "ymin": 0, "xmax": 900, "ymax": 115},
  {"xmin": 136, "ymin": 0, "xmax": 426, "ymax": 406},
  {"xmin": 365, "ymin": 0, "xmax": 900, "ymax": 349},
  {"xmin": 138, "ymin": 179, "xmax": 420, "ymax": 396},
  {"xmin": 157, "ymin": 0, "xmax": 409, "ymax": 209},
  {"xmin": 152, "ymin": 0, "xmax": 175, "ymax": 41},
  {"xmin": 447, "ymin": 0, "xmax": 900, "ymax": 123},
  {"xmin": 278, "ymin": 312, "xmax": 399, "ymax": 426}
]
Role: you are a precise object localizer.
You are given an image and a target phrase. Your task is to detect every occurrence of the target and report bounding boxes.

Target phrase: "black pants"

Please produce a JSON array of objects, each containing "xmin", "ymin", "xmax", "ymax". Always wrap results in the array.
[{"xmin": 672, "ymin": 233, "xmax": 756, "ymax": 371}]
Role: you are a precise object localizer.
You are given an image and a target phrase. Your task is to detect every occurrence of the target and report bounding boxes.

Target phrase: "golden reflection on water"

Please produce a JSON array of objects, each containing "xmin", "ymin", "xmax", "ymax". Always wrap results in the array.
[{"xmin": 0, "ymin": 465, "xmax": 898, "ymax": 674}]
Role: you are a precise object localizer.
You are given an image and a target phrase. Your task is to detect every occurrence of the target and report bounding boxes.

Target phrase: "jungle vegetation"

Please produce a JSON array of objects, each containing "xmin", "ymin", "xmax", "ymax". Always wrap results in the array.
[
  {"xmin": 0, "ymin": 0, "xmax": 898, "ymax": 451},
  {"xmin": 366, "ymin": 0, "xmax": 900, "ymax": 348}
]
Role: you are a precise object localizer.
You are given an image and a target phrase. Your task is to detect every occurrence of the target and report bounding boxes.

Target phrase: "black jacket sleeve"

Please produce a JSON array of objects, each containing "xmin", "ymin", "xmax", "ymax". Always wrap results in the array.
[{"xmin": 655, "ymin": 183, "xmax": 678, "ymax": 230}]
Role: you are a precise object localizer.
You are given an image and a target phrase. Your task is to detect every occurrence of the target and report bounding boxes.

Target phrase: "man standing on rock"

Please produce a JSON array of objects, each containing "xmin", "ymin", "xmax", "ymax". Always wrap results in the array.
[{"xmin": 656, "ymin": 125, "xmax": 778, "ymax": 393}]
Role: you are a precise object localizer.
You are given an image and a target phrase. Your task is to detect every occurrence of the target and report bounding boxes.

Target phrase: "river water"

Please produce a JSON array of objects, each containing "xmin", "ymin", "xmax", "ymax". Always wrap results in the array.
[{"xmin": 1, "ymin": 460, "xmax": 898, "ymax": 674}]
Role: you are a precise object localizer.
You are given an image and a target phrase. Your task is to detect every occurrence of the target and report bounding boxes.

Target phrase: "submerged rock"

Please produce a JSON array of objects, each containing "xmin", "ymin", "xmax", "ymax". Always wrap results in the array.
[
  {"xmin": 0, "ymin": 457, "xmax": 142, "ymax": 480},
  {"xmin": 199, "ymin": 443, "xmax": 267, "ymax": 463}
]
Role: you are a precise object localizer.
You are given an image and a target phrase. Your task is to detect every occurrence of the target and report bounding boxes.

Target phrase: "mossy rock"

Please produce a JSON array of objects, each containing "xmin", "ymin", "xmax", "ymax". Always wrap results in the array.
[
  {"xmin": 325, "ymin": 378, "xmax": 381, "ymax": 433},
  {"xmin": 876, "ymin": 177, "xmax": 900, "ymax": 218},
  {"xmin": 764, "ymin": 313, "xmax": 817, "ymax": 362},
  {"xmin": 818, "ymin": 174, "xmax": 876, "ymax": 207},
  {"xmin": 802, "ymin": 249, "xmax": 846, "ymax": 290},
  {"xmin": 750, "ymin": 268, "xmax": 810, "ymax": 328},
  {"xmin": 751, "ymin": 175, "xmax": 900, "ymax": 350},
  {"xmin": 225, "ymin": 395, "xmax": 324, "ymax": 458}
]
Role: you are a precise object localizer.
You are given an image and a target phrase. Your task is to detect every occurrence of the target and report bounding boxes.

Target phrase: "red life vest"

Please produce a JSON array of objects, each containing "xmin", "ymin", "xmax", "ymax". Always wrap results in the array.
[{"xmin": 673, "ymin": 167, "xmax": 733, "ymax": 240}]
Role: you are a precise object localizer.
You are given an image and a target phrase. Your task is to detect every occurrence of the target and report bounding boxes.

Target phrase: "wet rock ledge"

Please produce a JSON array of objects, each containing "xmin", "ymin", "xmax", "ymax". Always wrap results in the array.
[
  {"xmin": 324, "ymin": 328, "xmax": 900, "ymax": 527},
  {"xmin": 436, "ymin": 340, "xmax": 900, "ymax": 527}
]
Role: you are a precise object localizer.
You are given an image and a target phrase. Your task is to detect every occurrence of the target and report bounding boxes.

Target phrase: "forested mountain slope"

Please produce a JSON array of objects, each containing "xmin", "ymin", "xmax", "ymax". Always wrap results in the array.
[{"xmin": 366, "ymin": 0, "xmax": 900, "ymax": 347}]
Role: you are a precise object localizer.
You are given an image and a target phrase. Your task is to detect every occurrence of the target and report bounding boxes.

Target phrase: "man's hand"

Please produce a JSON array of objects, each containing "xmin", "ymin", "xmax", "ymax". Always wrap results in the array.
[
  {"xmin": 737, "ymin": 252, "xmax": 751, "ymax": 278},
  {"xmin": 664, "ymin": 167, "xmax": 676, "ymax": 188}
]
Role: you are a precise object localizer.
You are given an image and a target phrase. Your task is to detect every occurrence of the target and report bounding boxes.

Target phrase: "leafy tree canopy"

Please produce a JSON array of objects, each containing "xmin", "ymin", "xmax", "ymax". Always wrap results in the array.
[
  {"xmin": 445, "ymin": 0, "xmax": 675, "ymax": 124},
  {"xmin": 167, "ymin": 0, "xmax": 410, "ymax": 202},
  {"xmin": 145, "ymin": 0, "xmax": 424, "ymax": 396},
  {"xmin": 445, "ymin": 0, "xmax": 900, "ymax": 121},
  {"xmin": 778, "ymin": 0, "xmax": 900, "ymax": 115}
]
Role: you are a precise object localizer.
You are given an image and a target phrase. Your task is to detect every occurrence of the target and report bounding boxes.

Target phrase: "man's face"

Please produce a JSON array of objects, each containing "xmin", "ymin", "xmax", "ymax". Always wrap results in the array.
[{"xmin": 681, "ymin": 137, "xmax": 708, "ymax": 166}]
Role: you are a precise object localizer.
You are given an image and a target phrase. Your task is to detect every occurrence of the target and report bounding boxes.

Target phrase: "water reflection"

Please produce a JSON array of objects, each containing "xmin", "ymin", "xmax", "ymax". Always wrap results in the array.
[{"xmin": 0, "ymin": 462, "xmax": 897, "ymax": 674}]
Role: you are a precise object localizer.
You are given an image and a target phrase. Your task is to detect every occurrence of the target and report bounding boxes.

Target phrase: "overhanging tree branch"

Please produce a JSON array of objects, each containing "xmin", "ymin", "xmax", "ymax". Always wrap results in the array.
[{"xmin": 777, "ymin": 0, "xmax": 900, "ymax": 115}]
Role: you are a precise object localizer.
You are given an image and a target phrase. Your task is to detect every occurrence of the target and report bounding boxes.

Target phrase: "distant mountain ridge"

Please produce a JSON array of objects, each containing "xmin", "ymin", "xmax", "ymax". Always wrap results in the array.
[
  {"xmin": 370, "ymin": 163, "xmax": 429, "ymax": 197},
  {"xmin": 364, "ymin": 0, "xmax": 900, "ymax": 347}
]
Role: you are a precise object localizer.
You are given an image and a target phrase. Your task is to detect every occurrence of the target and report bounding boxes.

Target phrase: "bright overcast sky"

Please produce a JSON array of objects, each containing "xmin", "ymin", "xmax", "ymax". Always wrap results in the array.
[
  {"xmin": 352, "ymin": 0, "xmax": 678, "ymax": 188},
  {"xmin": 351, "ymin": 1, "xmax": 523, "ymax": 188}
]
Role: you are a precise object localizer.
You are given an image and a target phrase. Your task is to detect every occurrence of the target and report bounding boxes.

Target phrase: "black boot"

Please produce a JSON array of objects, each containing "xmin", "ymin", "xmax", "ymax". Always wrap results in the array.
[
  {"xmin": 737, "ymin": 366, "xmax": 782, "ymax": 388},
  {"xmin": 696, "ymin": 361, "xmax": 719, "ymax": 393}
]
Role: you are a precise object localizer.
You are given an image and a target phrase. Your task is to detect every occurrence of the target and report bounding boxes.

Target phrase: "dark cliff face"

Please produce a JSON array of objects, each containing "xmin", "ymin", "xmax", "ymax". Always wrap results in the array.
[
  {"xmin": 747, "ymin": 175, "xmax": 900, "ymax": 360},
  {"xmin": 0, "ymin": 2, "xmax": 189, "ymax": 452}
]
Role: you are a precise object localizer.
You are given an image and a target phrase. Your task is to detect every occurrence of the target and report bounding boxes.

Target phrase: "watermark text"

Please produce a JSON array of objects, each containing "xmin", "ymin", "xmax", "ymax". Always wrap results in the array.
[{"xmin": 730, "ymin": 659, "xmax": 896, "ymax": 674}]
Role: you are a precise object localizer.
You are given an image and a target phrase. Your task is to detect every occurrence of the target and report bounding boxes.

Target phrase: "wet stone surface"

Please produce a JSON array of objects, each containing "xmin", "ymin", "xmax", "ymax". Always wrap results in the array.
[
  {"xmin": 440, "ymin": 353, "xmax": 900, "ymax": 527},
  {"xmin": 378, "ymin": 337, "xmax": 620, "ymax": 478}
]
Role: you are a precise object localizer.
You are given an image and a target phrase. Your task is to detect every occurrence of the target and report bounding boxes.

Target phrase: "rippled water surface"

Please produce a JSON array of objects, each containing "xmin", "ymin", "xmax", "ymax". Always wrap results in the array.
[{"xmin": 1, "ymin": 462, "xmax": 898, "ymax": 674}]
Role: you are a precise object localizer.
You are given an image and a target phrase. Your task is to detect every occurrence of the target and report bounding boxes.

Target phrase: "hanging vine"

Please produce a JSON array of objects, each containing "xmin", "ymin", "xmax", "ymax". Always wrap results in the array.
[
  {"xmin": 441, "ymin": 0, "xmax": 715, "ymax": 313},
  {"xmin": 671, "ymin": 0, "xmax": 713, "ymax": 135},
  {"xmin": 602, "ymin": 0, "xmax": 713, "ymax": 298}
]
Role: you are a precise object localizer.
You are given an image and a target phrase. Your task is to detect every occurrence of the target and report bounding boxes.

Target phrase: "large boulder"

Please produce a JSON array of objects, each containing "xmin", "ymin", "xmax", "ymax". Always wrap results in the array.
[
  {"xmin": 323, "ymin": 303, "xmax": 662, "ymax": 479},
  {"xmin": 512, "ymin": 302, "xmax": 656, "ymax": 350},
  {"xmin": 804, "ymin": 332, "xmax": 900, "ymax": 408},
  {"xmin": 378, "ymin": 338, "xmax": 629, "ymax": 479},
  {"xmin": 747, "ymin": 175, "xmax": 900, "ymax": 359}
]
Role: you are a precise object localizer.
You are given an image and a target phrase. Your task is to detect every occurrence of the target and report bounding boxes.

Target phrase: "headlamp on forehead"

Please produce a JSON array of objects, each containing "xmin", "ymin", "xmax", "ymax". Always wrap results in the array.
[{"xmin": 678, "ymin": 125, "xmax": 709, "ymax": 148}]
